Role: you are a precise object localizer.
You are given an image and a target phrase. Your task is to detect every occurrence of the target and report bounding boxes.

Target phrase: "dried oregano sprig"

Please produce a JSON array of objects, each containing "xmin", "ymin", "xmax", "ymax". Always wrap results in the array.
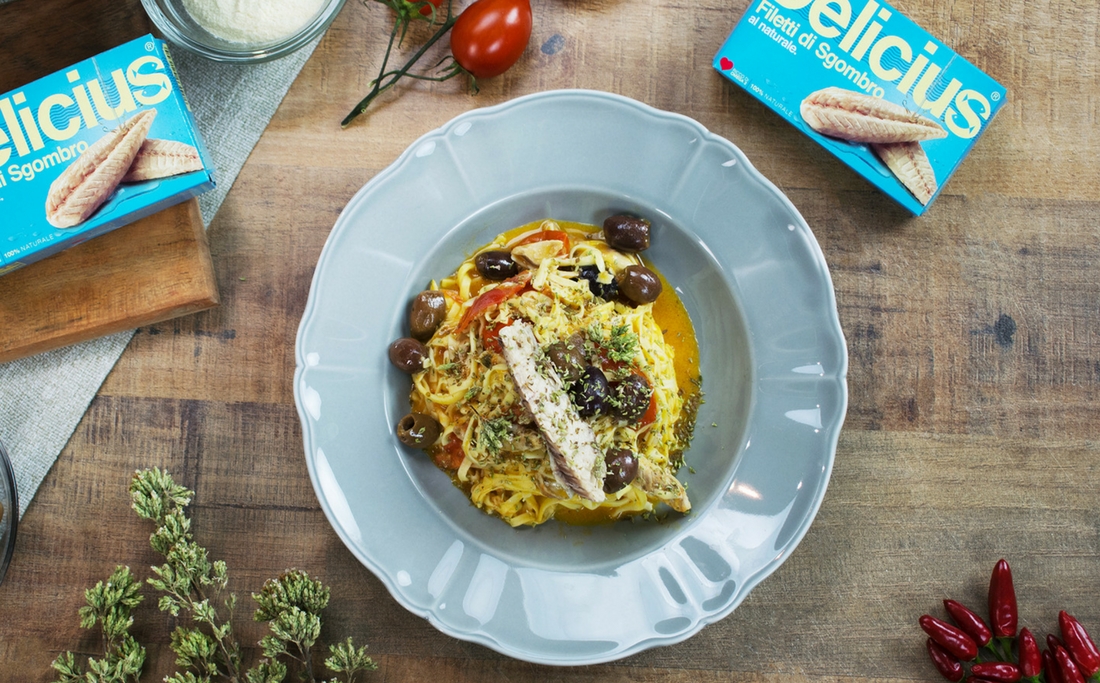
[
  {"xmin": 51, "ymin": 565, "xmax": 146, "ymax": 682},
  {"xmin": 52, "ymin": 468, "xmax": 376, "ymax": 683},
  {"xmin": 130, "ymin": 467, "xmax": 244, "ymax": 682}
]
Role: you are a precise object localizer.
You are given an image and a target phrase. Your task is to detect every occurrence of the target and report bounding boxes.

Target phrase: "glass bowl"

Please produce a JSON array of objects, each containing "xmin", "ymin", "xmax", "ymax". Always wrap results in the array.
[
  {"xmin": 0, "ymin": 439, "xmax": 17, "ymax": 587},
  {"xmin": 140, "ymin": 0, "xmax": 347, "ymax": 63}
]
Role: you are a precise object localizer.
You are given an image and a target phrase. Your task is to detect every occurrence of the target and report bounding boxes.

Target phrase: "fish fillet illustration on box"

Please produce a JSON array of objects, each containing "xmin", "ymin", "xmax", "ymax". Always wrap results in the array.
[
  {"xmin": 0, "ymin": 35, "xmax": 214, "ymax": 274},
  {"xmin": 714, "ymin": 0, "xmax": 1005, "ymax": 214}
]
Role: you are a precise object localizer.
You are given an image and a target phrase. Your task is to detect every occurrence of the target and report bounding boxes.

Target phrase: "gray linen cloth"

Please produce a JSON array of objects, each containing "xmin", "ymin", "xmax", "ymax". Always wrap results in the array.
[{"xmin": 0, "ymin": 36, "xmax": 321, "ymax": 518}]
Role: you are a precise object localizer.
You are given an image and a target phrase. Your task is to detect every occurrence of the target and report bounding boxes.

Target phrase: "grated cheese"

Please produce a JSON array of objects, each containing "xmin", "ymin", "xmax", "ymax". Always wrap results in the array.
[{"xmin": 183, "ymin": 0, "xmax": 328, "ymax": 44}]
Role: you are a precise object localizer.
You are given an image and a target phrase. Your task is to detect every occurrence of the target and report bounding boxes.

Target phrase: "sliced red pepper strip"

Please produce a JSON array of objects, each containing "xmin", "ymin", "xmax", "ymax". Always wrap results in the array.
[
  {"xmin": 944, "ymin": 599, "xmax": 993, "ymax": 647},
  {"xmin": 1060, "ymin": 611, "xmax": 1100, "ymax": 677},
  {"xmin": 513, "ymin": 229, "xmax": 571, "ymax": 254},
  {"xmin": 988, "ymin": 559, "xmax": 1019, "ymax": 638},
  {"xmin": 926, "ymin": 638, "xmax": 964, "ymax": 682},
  {"xmin": 1018, "ymin": 628, "xmax": 1042, "ymax": 678},
  {"xmin": 919, "ymin": 614, "xmax": 978, "ymax": 661},
  {"xmin": 456, "ymin": 271, "xmax": 531, "ymax": 334},
  {"xmin": 1057, "ymin": 644, "xmax": 1089, "ymax": 683},
  {"xmin": 971, "ymin": 661, "xmax": 1022, "ymax": 683}
]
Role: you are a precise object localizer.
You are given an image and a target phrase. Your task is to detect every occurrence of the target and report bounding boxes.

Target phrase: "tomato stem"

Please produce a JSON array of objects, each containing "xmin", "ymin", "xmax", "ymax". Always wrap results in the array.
[{"xmin": 342, "ymin": 0, "xmax": 460, "ymax": 127}]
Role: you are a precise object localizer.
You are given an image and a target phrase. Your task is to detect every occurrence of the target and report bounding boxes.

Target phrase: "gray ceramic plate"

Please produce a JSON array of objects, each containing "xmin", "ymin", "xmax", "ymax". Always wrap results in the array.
[{"xmin": 295, "ymin": 90, "xmax": 848, "ymax": 665}]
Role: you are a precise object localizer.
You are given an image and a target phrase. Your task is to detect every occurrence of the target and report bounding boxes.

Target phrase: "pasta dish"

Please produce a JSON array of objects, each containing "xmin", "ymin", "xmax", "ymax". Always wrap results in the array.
[{"xmin": 388, "ymin": 215, "xmax": 700, "ymax": 527}]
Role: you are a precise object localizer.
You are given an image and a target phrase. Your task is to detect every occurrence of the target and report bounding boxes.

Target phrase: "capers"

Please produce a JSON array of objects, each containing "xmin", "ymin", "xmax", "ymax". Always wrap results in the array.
[
  {"xmin": 475, "ymin": 250, "xmax": 519, "ymax": 280},
  {"xmin": 603, "ymin": 214, "xmax": 651, "ymax": 252},
  {"xmin": 546, "ymin": 340, "xmax": 586, "ymax": 383},
  {"xmin": 388, "ymin": 337, "xmax": 428, "ymax": 373},
  {"xmin": 612, "ymin": 374, "xmax": 653, "ymax": 423},
  {"xmin": 571, "ymin": 365, "xmax": 610, "ymax": 417},
  {"xmin": 603, "ymin": 448, "xmax": 639, "ymax": 492},
  {"xmin": 397, "ymin": 412, "xmax": 442, "ymax": 448},
  {"xmin": 409, "ymin": 290, "xmax": 447, "ymax": 341},
  {"xmin": 616, "ymin": 265, "xmax": 662, "ymax": 304}
]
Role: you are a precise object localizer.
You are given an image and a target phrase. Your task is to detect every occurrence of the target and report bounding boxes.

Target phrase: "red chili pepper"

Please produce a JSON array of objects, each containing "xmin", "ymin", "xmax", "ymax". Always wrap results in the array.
[
  {"xmin": 1060, "ymin": 611, "xmax": 1100, "ymax": 677},
  {"xmin": 920, "ymin": 614, "xmax": 979, "ymax": 661},
  {"xmin": 988, "ymin": 559, "xmax": 1018, "ymax": 638},
  {"xmin": 1047, "ymin": 650, "xmax": 1068, "ymax": 683},
  {"xmin": 1052, "ymin": 634, "xmax": 1068, "ymax": 653},
  {"xmin": 1056, "ymin": 644, "xmax": 1088, "ymax": 683},
  {"xmin": 926, "ymin": 638, "xmax": 964, "ymax": 682},
  {"xmin": 1018, "ymin": 628, "xmax": 1042, "ymax": 678},
  {"xmin": 945, "ymin": 599, "xmax": 993, "ymax": 647},
  {"xmin": 971, "ymin": 662, "xmax": 1022, "ymax": 682}
]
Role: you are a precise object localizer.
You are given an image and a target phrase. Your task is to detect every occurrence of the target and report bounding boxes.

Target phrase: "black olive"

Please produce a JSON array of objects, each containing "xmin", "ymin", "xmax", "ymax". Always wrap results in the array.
[
  {"xmin": 409, "ymin": 290, "xmax": 447, "ymax": 341},
  {"xmin": 397, "ymin": 412, "xmax": 442, "ymax": 448},
  {"xmin": 603, "ymin": 448, "xmax": 639, "ymax": 492},
  {"xmin": 613, "ymin": 374, "xmax": 653, "ymax": 423},
  {"xmin": 546, "ymin": 341, "xmax": 585, "ymax": 383},
  {"xmin": 475, "ymin": 250, "xmax": 519, "ymax": 280},
  {"xmin": 571, "ymin": 365, "xmax": 609, "ymax": 417},
  {"xmin": 616, "ymin": 265, "xmax": 662, "ymax": 304},
  {"xmin": 603, "ymin": 214, "xmax": 651, "ymax": 252},
  {"xmin": 388, "ymin": 337, "xmax": 428, "ymax": 373},
  {"xmin": 578, "ymin": 265, "xmax": 618, "ymax": 300}
]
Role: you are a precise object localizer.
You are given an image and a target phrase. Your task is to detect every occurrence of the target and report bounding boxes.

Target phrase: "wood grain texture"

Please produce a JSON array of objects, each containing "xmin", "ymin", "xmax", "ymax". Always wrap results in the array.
[
  {"xmin": 0, "ymin": 199, "xmax": 219, "ymax": 362},
  {"xmin": 2, "ymin": 0, "xmax": 1100, "ymax": 681}
]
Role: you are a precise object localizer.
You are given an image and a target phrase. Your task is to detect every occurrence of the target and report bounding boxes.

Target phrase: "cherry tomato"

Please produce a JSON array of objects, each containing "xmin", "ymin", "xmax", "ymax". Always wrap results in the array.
[
  {"xmin": 481, "ymin": 321, "xmax": 508, "ymax": 353},
  {"xmin": 434, "ymin": 436, "xmax": 465, "ymax": 470},
  {"xmin": 639, "ymin": 390, "xmax": 658, "ymax": 427},
  {"xmin": 451, "ymin": 0, "xmax": 532, "ymax": 79},
  {"xmin": 416, "ymin": 0, "xmax": 442, "ymax": 17}
]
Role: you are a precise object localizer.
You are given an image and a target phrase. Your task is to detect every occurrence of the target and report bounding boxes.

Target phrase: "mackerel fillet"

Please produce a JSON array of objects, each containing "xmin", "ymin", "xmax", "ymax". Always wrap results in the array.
[{"xmin": 498, "ymin": 321, "xmax": 606, "ymax": 503}]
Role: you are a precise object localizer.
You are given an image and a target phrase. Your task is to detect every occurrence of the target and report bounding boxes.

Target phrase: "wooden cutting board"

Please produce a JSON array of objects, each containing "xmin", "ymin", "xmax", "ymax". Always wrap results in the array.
[
  {"xmin": 0, "ymin": 199, "xmax": 218, "ymax": 363},
  {"xmin": 0, "ymin": 0, "xmax": 219, "ymax": 363}
]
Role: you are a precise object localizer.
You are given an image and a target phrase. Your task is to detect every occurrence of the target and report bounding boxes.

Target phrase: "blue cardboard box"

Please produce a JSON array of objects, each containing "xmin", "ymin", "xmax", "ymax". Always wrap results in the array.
[
  {"xmin": 714, "ymin": 0, "xmax": 1005, "ymax": 214},
  {"xmin": 0, "ymin": 35, "xmax": 214, "ymax": 274}
]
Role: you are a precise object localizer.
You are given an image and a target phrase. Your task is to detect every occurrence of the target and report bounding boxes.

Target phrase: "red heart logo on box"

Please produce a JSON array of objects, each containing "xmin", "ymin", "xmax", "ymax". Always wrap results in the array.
[{"xmin": 719, "ymin": 57, "xmax": 733, "ymax": 71}]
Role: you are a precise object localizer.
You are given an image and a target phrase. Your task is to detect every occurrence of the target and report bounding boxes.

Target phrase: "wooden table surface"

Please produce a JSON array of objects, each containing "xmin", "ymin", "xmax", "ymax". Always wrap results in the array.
[{"xmin": 2, "ymin": 0, "xmax": 1099, "ymax": 680}]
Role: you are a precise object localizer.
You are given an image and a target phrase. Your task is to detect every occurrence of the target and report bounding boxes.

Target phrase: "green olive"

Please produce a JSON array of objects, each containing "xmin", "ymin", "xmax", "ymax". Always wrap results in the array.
[
  {"xmin": 388, "ymin": 337, "xmax": 428, "ymax": 373},
  {"xmin": 409, "ymin": 290, "xmax": 447, "ymax": 341},
  {"xmin": 397, "ymin": 412, "xmax": 442, "ymax": 448},
  {"xmin": 616, "ymin": 265, "xmax": 662, "ymax": 304}
]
